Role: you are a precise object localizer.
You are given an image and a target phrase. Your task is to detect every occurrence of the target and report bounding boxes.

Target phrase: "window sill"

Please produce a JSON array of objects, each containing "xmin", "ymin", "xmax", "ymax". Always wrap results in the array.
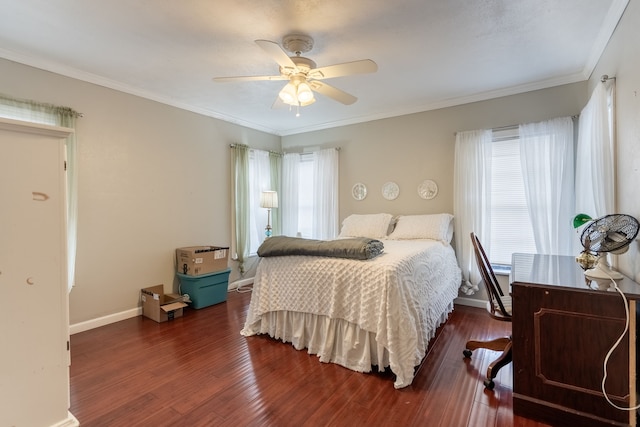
[{"xmin": 491, "ymin": 264, "xmax": 511, "ymax": 276}]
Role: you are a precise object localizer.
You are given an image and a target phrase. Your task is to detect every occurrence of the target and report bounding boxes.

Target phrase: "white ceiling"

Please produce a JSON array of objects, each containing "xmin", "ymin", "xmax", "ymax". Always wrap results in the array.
[{"xmin": 0, "ymin": 0, "xmax": 627, "ymax": 136}]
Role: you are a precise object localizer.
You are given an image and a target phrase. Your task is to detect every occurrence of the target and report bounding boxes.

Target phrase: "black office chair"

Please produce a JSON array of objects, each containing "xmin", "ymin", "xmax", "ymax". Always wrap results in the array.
[{"xmin": 463, "ymin": 232, "xmax": 512, "ymax": 390}]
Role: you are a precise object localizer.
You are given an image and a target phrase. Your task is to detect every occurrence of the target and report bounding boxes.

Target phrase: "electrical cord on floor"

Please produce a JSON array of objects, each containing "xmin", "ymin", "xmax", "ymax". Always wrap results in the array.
[
  {"xmin": 235, "ymin": 283, "xmax": 253, "ymax": 293},
  {"xmin": 596, "ymin": 267, "xmax": 640, "ymax": 411},
  {"xmin": 233, "ymin": 256, "xmax": 259, "ymax": 293}
]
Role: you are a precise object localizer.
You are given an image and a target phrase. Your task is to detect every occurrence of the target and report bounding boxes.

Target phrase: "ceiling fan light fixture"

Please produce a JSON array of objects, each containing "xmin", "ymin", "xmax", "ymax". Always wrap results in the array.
[
  {"xmin": 278, "ymin": 82, "xmax": 297, "ymax": 104},
  {"xmin": 214, "ymin": 36, "xmax": 378, "ymax": 112},
  {"xmin": 297, "ymin": 82, "xmax": 314, "ymax": 103}
]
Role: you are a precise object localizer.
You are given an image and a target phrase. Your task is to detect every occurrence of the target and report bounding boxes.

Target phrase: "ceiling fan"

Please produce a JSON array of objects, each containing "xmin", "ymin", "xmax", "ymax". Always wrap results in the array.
[{"xmin": 213, "ymin": 34, "xmax": 377, "ymax": 112}]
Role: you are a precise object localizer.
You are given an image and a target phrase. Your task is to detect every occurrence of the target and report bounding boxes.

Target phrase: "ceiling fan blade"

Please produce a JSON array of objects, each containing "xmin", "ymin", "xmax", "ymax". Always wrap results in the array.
[
  {"xmin": 309, "ymin": 59, "xmax": 377, "ymax": 80},
  {"xmin": 213, "ymin": 75, "xmax": 287, "ymax": 83},
  {"xmin": 255, "ymin": 39, "xmax": 297, "ymax": 71},
  {"xmin": 271, "ymin": 95, "xmax": 286, "ymax": 109},
  {"xmin": 310, "ymin": 81, "xmax": 357, "ymax": 105}
]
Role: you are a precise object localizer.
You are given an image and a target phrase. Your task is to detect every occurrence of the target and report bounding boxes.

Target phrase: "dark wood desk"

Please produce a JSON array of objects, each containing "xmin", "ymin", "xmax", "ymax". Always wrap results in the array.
[{"xmin": 510, "ymin": 253, "xmax": 639, "ymax": 427}]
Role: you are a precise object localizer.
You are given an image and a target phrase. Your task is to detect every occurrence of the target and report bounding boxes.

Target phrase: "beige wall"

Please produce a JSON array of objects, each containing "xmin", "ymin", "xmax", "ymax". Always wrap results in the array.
[
  {"xmin": 283, "ymin": 85, "xmax": 587, "ymax": 223},
  {"xmin": 0, "ymin": 58, "xmax": 280, "ymax": 324},
  {"xmin": 283, "ymin": 84, "xmax": 587, "ymax": 302},
  {"xmin": 0, "ymin": 57, "xmax": 588, "ymax": 323},
  {"xmin": 3, "ymin": 0, "xmax": 639, "ymax": 325},
  {"xmin": 590, "ymin": 0, "xmax": 640, "ymax": 282}
]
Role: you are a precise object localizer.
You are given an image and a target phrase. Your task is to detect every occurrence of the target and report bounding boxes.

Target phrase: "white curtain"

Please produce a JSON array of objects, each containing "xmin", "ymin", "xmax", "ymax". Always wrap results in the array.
[
  {"xmin": 281, "ymin": 153, "xmax": 300, "ymax": 236},
  {"xmin": 576, "ymin": 82, "xmax": 615, "ymax": 219},
  {"xmin": 61, "ymin": 113, "xmax": 78, "ymax": 292},
  {"xmin": 269, "ymin": 152, "xmax": 282, "ymax": 236},
  {"xmin": 519, "ymin": 117, "xmax": 575, "ymax": 255},
  {"xmin": 453, "ymin": 129, "xmax": 493, "ymax": 295},
  {"xmin": 313, "ymin": 148, "xmax": 339, "ymax": 239}
]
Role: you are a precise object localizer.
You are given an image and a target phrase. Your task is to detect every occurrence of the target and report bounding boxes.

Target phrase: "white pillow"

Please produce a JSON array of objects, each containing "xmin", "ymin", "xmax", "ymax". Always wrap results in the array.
[
  {"xmin": 338, "ymin": 213, "xmax": 394, "ymax": 239},
  {"xmin": 387, "ymin": 214, "xmax": 454, "ymax": 242}
]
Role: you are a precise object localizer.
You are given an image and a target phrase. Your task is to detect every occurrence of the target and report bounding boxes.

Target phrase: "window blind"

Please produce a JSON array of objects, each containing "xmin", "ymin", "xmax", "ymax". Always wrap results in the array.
[{"xmin": 488, "ymin": 137, "xmax": 537, "ymax": 265}]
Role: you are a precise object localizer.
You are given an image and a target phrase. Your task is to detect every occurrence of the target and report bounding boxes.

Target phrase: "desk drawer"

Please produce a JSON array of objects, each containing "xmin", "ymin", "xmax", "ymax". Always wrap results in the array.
[{"xmin": 512, "ymin": 284, "xmax": 630, "ymax": 427}]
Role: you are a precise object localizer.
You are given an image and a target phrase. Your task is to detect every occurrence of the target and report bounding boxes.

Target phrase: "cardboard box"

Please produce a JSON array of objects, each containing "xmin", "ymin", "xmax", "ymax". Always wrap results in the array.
[
  {"xmin": 141, "ymin": 285, "xmax": 188, "ymax": 322},
  {"xmin": 177, "ymin": 268, "xmax": 231, "ymax": 309},
  {"xmin": 176, "ymin": 246, "xmax": 229, "ymax": 276}
]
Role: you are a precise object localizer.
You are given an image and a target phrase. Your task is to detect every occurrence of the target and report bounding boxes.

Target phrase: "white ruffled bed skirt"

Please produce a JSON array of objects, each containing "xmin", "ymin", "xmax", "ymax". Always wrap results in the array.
[{"xmin": 242, "ymin": 302, "xmax": 454, "ymax": 384}]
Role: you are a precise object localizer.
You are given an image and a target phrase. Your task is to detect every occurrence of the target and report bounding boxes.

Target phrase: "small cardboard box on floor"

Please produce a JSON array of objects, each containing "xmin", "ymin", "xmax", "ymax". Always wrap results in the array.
[
  {"xmin": 176, "ymin": 246, "xmax": 229, "ymax": 276},
  {"xmin": 141, "ymin": 284, "xmax": 189, "ymax": 322}
]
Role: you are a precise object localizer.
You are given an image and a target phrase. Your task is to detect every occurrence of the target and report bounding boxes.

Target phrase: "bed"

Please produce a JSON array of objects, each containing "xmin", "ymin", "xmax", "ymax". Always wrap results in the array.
[{"xmin": 241, "ymin": 213, "xmax": 462, "ymax": 388}]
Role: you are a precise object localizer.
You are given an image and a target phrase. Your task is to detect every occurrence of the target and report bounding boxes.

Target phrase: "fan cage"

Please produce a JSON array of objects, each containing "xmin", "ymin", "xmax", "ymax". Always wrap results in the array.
[{"xmin": 580, "ymin": 214, "xmax": 640, "ymax": 253}]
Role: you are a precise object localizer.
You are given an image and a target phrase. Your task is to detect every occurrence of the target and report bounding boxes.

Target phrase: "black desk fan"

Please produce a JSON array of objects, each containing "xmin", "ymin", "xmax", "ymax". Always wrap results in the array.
[{"xmin": 574, "ymin": 213, "xmax": 639, "ymax": 289}]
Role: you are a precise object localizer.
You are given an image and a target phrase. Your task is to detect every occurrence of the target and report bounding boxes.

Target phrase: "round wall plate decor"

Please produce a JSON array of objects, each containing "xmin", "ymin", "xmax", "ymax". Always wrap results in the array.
[
  {"xmin": 382, "ymin": 181, "xmax": 400, "ymax": 200},
  {"xmin": 352, "ymin": 182, "xmax": 367, "ymax": 200},
  {"xmin": 418, "ymin": 179, "xmax": 438, "ymax": 200}
]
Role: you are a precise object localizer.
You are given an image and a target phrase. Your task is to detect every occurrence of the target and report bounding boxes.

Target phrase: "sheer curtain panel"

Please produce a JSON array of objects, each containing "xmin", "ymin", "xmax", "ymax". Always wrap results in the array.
[
  {"xmin": 576, "ymin": 82, "xmax": 615, "ymax": 219},
  {"xmin": 269, "ymin": 152, "xmax": 282, "ymax": 236},
  {"xmin": 281, "ymin": 153, "xmax": 300, "ymax": 237},
  {"xmin": 453, "ymin": 129, "xmax": 493, "ymax": 294},
  {"xmin": 519, "ymin": 117, "xmax": 575, "ymax": 255},
  {"xmin": 312, "ymin": 148, "xmax": 339, "ymax": 240},
  {"xmin": 231, "ymin": 144, "xmax": 250, "ymax": 274}
]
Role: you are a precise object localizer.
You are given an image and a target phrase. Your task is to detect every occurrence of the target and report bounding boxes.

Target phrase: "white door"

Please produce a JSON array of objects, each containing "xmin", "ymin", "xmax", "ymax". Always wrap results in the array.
[{"xmin": 0, "ymin": 119, "xmax": 75, "ymax": 426}]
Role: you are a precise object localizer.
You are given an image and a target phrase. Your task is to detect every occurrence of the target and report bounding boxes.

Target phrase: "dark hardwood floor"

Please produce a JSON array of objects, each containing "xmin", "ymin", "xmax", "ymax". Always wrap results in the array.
[{"xmin": 69, "ymin": 290, "xmax": 552, "ymax": 427}]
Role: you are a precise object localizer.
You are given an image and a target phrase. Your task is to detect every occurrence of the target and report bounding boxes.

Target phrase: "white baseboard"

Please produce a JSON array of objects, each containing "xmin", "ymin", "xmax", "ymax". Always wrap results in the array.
[
  {"xmin": 50, "ymin": 411, "xmax": 79, "ymax": 427},
  {"xmin": 70, "ymin": 281, "xmax": 254, "ymax": 335},
  {"xmin": 70, "ymin": 307, "xmax": 141, "ymax": 335},
  {"xmin": 454, "ymin": 296, "xmax": 487, "ymax": 309},
  {"xmin": 70, "ymin": 288, "xmax": 480, "ymax": 335}
]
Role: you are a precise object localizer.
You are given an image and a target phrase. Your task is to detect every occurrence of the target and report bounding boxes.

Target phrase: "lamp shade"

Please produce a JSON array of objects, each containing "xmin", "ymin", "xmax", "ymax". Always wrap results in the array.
[
  {"xmin": 260, "ymin": 191, "xmax": 278, "ymax": 209},
  {"xmin": 278, "ymin": 83, "xmax": 297, "ymax": 105},
  {"xmin": 297, "ymin": 82, "xmax": 314, "ymax": 103},
  {"xmin": 572, "ymin": 213, "xmax": 592, "ymax": 229},
  {"xmin": 278, "ymin": 79, "xmax": 316, "ymax": 107}
]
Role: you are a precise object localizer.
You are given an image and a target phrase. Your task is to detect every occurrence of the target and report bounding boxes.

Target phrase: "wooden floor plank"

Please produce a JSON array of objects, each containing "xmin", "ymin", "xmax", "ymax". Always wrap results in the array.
[{"xmin": 70, "ymin": 290, "xmax": 552, "ymax": 426}]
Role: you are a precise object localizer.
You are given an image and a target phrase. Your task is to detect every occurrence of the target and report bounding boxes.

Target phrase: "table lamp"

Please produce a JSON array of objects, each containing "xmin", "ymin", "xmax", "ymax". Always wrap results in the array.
[{"xmin": 260, "ymin": 190, "xmax": 278, "ymax": 238}]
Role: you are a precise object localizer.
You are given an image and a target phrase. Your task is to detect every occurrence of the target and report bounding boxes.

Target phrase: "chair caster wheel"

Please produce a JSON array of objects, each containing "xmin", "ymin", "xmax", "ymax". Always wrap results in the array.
[
  {"xmin": 463, "ymin": 349, "xmax": 472, "ymax": 358},
  {"xmin": 483, "ymin": 379, "xmax": 495, "ymax": 390}
]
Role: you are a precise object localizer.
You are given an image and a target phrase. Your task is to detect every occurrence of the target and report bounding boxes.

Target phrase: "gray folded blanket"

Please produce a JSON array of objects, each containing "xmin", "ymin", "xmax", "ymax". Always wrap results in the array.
[{"xmin": 257, "ymin": 236, "xmax": 384, "ymax": 260}]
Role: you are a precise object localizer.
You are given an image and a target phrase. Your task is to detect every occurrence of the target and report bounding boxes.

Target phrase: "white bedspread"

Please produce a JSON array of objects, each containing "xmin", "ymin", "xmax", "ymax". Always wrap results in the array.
[{"xmin": 241, "ymin": 239, "xmax": 462, "ymax": 388}]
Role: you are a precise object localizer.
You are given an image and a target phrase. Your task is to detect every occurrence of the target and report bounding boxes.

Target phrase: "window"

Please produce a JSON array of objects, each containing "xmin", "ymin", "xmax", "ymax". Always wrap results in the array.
[
  {"xmin": 0, "ymin": 106, "xmax": 57, "ymax": 125},
  {"xmin": 456, "ymin": 112, "xmax": 596, "ymax": 294},
  {"xmin": 282, "ymin": 148, "xmax": 339, "ymax": 240},
  {"xmin": 234, "ymin": 146, "xmax": 338, "ymax": 268},
  {"xmin": 247, "ymin": 149, "xmax": 273, "ymax": 255},
  {"xmin": 489, "ymin": 130, "xmax": 537, "ymax": 266}
]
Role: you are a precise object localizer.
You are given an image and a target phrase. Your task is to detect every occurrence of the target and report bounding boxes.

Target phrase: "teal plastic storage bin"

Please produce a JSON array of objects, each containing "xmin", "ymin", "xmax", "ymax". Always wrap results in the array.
[{"xmin": 177, "ymin": 268, "xmax": 231, "ymax": 309}]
